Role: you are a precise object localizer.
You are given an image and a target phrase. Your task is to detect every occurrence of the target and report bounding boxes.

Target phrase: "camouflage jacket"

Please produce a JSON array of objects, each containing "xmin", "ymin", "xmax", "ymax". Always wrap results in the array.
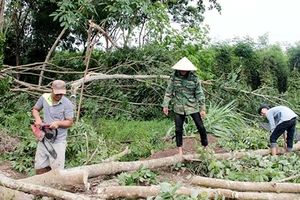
[{"xmin": 162, "ymin": 71, "xmax": 206, "ymax": 115}]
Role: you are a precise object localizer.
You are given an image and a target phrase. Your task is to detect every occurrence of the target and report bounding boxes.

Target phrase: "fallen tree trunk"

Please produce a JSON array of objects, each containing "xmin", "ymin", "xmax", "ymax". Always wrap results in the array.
[
  {"xmin": 69, "ymin": 154, "xmax": 184, "ymax": 178},
  {"xmin": 185, "ymin": 142, "xmax": 300, "ymax": 160},
  {"xmin": 0, "ymin": 186, "xmax": 34, "ymax": 200},
  {"xmin": 67, "ymin": 143, "xmax": 300, "ymax": 179},
  {"xmin": 18, "ymin": 146, "xmax": 131, "ymax": 192},
  {"xmin": 0, "ymin": 174, "xmax": 91, "ymax": 200},
  {"xmin": 69, "ymin": 72, "xmax": 169, "ymax": 95},
  {"xmin": 20, "ymin": 168, "xmax": 90, "ymax": 192},
  {"xmin": 191, "ymin": 176, "xmax": 300, "ymax": 193},
  {"xmin": 96, "ymin": 185, "xmax": 300, "ymax": 200}
]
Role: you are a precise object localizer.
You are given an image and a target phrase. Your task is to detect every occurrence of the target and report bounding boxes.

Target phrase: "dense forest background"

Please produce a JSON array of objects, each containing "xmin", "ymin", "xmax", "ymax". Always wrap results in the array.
[{"xmin": 0, "ymin": 0, "xmax": 300, "ymax": 180}]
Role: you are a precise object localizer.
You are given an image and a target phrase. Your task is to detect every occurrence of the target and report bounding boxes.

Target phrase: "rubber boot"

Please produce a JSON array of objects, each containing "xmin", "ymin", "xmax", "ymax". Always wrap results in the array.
[{"xmin": 36, "ymin": 166, "xmax": 51, "ymax": 175}]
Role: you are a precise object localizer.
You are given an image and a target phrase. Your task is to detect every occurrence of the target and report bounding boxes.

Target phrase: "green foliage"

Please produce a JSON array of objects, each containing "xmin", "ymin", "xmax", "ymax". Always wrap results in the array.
[
  {"xmin": 0, "ymin": 76, "xmax": 12, "ymax": 95},
  {"xmin": 204, "ymin": 101, "xmax": 247, "ymax": 138},
  {"xmin": 96, "ymin": 118, "xmax": 174, "ymax": 161},
  {"xmin": 286, "ymin": 69, "xmax": 300, "ymax": 112},
  {"xmin": 186, "ymin": 147, "xmax": 216, "ymax": 177},
  {"xmin": 217, "ymin": 126, "xmax": 269, "ymax": 151},
  {"xmin": 147, "ymin": 181, "xmax": 219, "ymax": 200},
  {"xmin": 1, "ymin": 116, "xmax": 175, "ymax": 173},
  {"xmin": 224, "ymin": 153, "xmax": 291, "ymax": 182},
  {"xmin": 67, "ymin": 119, "xmax": 108, "ymax": 167},
  {"xmin": 50, "ymin": 0, "xmax": 96, "ymax": 28},
  {"xmin": 187, "ymin": 150, "xmax": 300, "ymax": 184},
  {"xmin": 286, "ymin": 41, "xmax": 300, "ymax": 71},
  {"xmin": 8, "ymin": 135, "xmax": 37, "ymax": 175},
  {"xmin": 0, "ymin": 92, "xmax": 36, "ymax": 175},
  {"xmin": 117, "ymin": 165, "xmax": 158, "ymax": 186},
  {"xmin": 171, "ymin": 162, "xmax": 185, "ymax": 171},
  {"xmin": 210, "ymin": 38, "xmax": 290, "ymax": 93},
  {"xmin": 101, "ymin": 0, "xmax": 153, "ymax": 46},
  {"xmin": 257, "ymin": 45, "xmax": 289, "ymax": 93},
  {"xmin": 72, "ymin": 46, "xmax": 176, "ymax": 120},
  {"xmin": 211, "ymin": 42, "xmax": 234, "ymax": 76},
  {"xmin": 0, "ymin": 92, "xmax": 33, "ymax": 136}
]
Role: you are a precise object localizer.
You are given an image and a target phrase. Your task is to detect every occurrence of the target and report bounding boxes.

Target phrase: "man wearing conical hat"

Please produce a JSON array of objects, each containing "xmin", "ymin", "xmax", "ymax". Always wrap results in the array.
[{"xmin": 162, "ymin": 57, "xmax": 208, "ymax": 155}]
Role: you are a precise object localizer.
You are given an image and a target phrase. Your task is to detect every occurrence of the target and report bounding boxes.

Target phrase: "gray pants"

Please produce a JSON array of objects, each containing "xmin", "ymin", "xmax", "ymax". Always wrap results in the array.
[{"xmin": 34, "ymin": 140, "xmax": 67, "ymax": 170}]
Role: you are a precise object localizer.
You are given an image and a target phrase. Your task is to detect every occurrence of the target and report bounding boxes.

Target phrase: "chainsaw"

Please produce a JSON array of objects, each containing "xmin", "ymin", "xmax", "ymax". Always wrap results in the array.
[
  {"xmin": 40, "ymin": 125, "xmax": 57, "ymax": 143},
  {"xmin": 31, "ymin": 124, "xmax": 58, "ymax": 159}
]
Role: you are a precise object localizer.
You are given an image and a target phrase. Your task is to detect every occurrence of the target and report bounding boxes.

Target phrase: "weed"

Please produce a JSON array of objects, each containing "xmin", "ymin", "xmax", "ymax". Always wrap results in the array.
[{"xmin": 117, "ymin": 165, "xmax": 158, "ymax": 186}]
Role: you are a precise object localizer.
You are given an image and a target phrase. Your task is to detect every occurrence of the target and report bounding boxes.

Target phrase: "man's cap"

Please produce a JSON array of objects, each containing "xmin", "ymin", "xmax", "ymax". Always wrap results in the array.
[
  {"xmin": 171, "ymin": 57, "xmax": 197, "ymax": 71},
  {"xmin": 257, "ymin": 104, "xmax": 269, "ymax": 115},
  {"xmin": 52, "ymin": 80, "xmax": 66, "ymax": 94}
]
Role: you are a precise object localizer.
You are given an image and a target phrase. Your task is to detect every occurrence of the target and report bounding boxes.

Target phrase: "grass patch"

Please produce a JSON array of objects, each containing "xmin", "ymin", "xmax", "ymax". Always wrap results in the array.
[{"xmin": 95, "ymin": 118, "xmax": 175, "ymax": 160}]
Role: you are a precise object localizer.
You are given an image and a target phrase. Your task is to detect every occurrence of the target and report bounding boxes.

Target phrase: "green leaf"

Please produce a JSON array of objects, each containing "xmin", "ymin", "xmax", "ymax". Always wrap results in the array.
[
  {"xmin": 160, "ymin": 182, "xmax": 171, "ymax": 193},
  {"xmin": 191, "ymin": 190, "xmax": 198, "ymax": 198}
]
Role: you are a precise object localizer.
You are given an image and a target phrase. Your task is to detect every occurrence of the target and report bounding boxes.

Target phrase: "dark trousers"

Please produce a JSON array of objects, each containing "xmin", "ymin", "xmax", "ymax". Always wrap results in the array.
[
  {"xmin": 270, "ymin": 117, "xmax": 297, "ymax": 150},
  {"xmin": 174, "ymin": 112, "xmax": 208, "ymax": 147}
]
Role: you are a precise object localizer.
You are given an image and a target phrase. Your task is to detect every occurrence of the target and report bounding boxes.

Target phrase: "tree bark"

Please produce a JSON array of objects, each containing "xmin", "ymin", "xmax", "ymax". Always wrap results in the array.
[
  {"xmin": 20, "ymin": 168, "xmax": 90, "ymax": 192},
  {"xmin": 0, "ymin": 174, "xmax": 91, "ymax": 200},
  {"xmin": 38, "ymin": 28, "xmax": 66, "ymax": 87},
  {"xmin": 0, "ymin": 186, "xmax": 34, "ymax": 200},
  {"xmin": 76, "ymin": 25, "xmax": 94, "ymax": 123},
  {"xmin": 184, "ymin": 142, "xmax": 300, "ymax": 161},
  {"xmin": 69, "ymin": 72, "xmax": 169, "ymax": 96},
  {"xmin": 95, "ymin": 185, "xmax": 300, "ymax": 200},
  {"xmin": 89, "ymin": 21, "xmax": 119, "ymax": 49},
  {"xmin": 15, "ymin": 146, "xmax": 130, "ymax": 193},
  {"xmin": 66, "ymin": 143, "xmax": 300, "ymax": 179},
  {"xmin": 69, "ymin": 154, "xmax": 184, "ymax": 178},
  {"xmin": 192, "ymin": 176, "xmax": 300, "ymax": 193},
  {"xmin": 0, "ymin": 0, "xmax": 4, "ymax": 31}
]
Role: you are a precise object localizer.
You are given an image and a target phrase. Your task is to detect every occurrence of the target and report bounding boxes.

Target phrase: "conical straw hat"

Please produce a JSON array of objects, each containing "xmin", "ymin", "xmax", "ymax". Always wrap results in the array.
[{"xmin": 171, "ymin": 57, "xmax": 197, "ymax": 71}]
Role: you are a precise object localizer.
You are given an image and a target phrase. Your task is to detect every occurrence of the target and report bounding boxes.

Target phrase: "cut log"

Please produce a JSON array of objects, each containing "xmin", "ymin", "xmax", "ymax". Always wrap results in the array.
[
  {"xmin": 0, "ymin": 174, "xmax": 91, "ymax": 200},
  {"xmin": 95, "ymin": 185, "xmax": 300, "ymax": 200},
  {"xmin": 69, "ymin": 154, "xmax": 184, "ymax": 178},
  {"xmin": 191, "ymin": 176, "xmax": 300, "ymax": 193},
  {"xmin": 0, "ymin": 186, "xmax": 34, "ymax": 200},
  {"xmin": 185, "ymin": 142, "xmax": 300, "ymax": 160},
  {"xmin": 20, "ymin": 168, "xmax": 90, "ymax": 191},
  {"xmin": 66, "ymin": 143, "xmax": 300, "ymax": 179}
]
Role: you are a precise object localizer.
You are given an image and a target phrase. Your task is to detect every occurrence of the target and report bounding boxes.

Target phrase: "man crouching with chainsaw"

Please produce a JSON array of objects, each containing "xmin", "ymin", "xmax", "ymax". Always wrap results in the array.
[{"xmin": 31, "ymin": 80, "xmax": 74, "ymax": 175}]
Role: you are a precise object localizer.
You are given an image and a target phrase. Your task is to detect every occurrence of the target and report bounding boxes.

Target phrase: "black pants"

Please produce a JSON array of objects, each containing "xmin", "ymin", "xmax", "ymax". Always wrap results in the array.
[
  {"xmin": 270, "ymin": 117, "xmax": 297, "ymax": 151},
  {"xmin": 174, "ymin": 112, "xmax": 208, "ymax": 147}
]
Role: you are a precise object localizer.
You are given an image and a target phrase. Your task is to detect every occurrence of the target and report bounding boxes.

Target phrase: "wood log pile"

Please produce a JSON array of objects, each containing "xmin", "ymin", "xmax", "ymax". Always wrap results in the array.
[{"xmin": 1, "ymin": 143, "xmax": 300, "ymax": 199}]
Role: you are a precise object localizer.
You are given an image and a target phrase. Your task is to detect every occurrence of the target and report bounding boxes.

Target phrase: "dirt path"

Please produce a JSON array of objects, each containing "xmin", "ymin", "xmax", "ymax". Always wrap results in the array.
[{"xmin": 149, "ymin": 134, "xmax": 226, "ymax": 159}]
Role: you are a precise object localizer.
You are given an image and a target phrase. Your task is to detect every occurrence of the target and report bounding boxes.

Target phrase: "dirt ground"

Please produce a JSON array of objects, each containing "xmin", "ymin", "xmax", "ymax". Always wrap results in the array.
[{"xmin": 149, "ymin": 134, "xmax": 226, "ymax": 159}]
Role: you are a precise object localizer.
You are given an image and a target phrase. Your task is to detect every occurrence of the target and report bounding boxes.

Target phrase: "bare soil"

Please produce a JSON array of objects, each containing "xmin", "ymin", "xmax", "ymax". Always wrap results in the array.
[{"xmin": 149, "ymin": 134, "xmax": 226, "ymax": 159}]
